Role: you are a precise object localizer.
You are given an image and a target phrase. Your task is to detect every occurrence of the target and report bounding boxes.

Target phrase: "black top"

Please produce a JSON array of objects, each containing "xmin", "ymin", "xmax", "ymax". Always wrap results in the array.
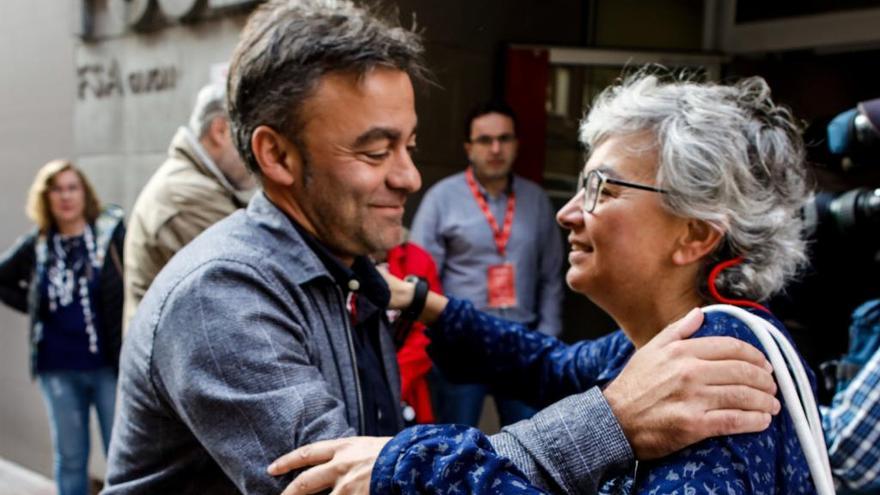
[
  {"xmin": 0, "ymin": 209, "xmax": 126, "ymax": 377},
  {"xmin": 37, "ymin": 233, "xmax": 107, "ymax": 371},
  {"xmin": 287, "ymin": 217, "xmax": 399, "ymax": 436}
]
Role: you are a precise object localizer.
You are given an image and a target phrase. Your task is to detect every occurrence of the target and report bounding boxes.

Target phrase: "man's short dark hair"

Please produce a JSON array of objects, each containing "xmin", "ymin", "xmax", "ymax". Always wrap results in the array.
[
  {"xmin": 464, "ymin": 100, "xmax": 518, "ymax": 141},
  {"xmin": 227, "ymin": 0, "xmax": 428, "ymax": 177}
]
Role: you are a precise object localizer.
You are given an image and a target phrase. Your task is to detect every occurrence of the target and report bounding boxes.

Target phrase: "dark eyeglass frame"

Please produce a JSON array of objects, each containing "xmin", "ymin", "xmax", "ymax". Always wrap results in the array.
[
  {"xmin": 470, "ymin": 133, "xmax": 517, "ymax": 147},
  {"xmin": 578, "ymin": 169, "xmax": 668, "ymax": 213}
]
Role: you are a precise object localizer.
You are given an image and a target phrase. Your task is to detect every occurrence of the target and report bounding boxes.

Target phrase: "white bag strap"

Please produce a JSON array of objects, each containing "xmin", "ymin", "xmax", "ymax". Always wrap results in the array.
[{"xmin": 702, "ymin": 304, "xmax": 835, "ymax": 495}]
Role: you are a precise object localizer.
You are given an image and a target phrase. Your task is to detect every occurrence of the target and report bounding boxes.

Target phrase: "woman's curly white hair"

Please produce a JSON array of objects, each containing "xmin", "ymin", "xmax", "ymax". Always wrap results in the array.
[{"xmin": 580, "ymin": 71, "xmax": 811, "ymax": 302}]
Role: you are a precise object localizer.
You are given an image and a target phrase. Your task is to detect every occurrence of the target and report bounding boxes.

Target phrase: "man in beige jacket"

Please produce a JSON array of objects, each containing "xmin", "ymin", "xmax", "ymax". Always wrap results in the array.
[{"xmin": 123, "ymin": 83, "xmax": 256, "ymax": 328}]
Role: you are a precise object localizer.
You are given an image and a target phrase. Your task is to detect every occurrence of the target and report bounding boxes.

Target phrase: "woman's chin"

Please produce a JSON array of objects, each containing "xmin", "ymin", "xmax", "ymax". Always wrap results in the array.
[
  {"xmin": 565, "ymin": 269, "xmax": 594, "ymax": 297},
  {"xmin": 54, "ymin": 211, "xmax": 84, "ymax": 224}
]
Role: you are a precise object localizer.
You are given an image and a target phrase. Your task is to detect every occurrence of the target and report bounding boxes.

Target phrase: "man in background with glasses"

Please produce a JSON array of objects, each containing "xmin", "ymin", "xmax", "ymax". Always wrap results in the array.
[{"xmin": 410, "ymin": 100, "xmax": 564, "ymax": 427}]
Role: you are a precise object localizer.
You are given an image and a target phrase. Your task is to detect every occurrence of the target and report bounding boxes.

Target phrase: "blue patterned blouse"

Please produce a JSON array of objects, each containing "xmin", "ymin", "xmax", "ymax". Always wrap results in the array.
[{"xmin": 372, "ymin": 298, "xmax": 818, "ymax": 494}]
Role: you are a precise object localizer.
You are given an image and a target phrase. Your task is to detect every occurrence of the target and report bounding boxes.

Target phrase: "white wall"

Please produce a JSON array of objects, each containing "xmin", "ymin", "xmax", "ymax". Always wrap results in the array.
[
  {"xmin": 0, "ymin": 0, "xmax": 76, "ymax": 477},
  {"xmin": 74, "ymin": 15, "xmax": 248, "ymax": 211}
]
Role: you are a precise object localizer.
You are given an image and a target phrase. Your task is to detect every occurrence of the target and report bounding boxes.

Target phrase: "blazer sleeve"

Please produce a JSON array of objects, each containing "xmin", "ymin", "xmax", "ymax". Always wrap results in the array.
[
  {"xmin": 372, "ymin": 388, "xmax": 633, "ymax": 494},
  {"xmin": 489, "ymin": 388, "xmax": 633, "ymax": 493},
  {"xmin": 147, "ymin": 261, "xmax": 359, "ymax": 494}
]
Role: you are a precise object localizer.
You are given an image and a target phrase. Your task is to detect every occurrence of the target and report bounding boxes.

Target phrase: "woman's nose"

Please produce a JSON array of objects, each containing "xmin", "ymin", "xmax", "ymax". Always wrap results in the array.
[{"xmin": 556, "ymin": 190, "xmax": 585, "ymax": 230}]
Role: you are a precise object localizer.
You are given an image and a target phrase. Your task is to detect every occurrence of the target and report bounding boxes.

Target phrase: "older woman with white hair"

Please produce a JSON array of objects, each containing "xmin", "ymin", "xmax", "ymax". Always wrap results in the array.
[{"xmin": 270, "ymin": 73, "xmax": 816, "ymax": 494}]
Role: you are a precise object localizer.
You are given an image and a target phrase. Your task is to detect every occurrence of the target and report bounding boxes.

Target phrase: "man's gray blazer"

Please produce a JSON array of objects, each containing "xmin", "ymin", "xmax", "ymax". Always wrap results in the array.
[{"xmin": 104, "ymin": 192, "xmax": 403, "ymax": 494}]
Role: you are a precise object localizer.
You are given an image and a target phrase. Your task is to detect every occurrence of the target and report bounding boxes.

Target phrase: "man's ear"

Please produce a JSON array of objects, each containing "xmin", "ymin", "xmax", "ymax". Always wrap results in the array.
[
  {"xmin": 213, "ymin": 116, "xmax": 232, "ymax": 142},
  {"xmin": 251, "ymin": 125, "xmax": 302, "ymax": 186},
  {"xmin": 198, "ymin": 117, "xmax": 231, "ymax": 154},
  {"xmin": 672, "ymin": 219, "xmax": 724, "ymax": 266}
]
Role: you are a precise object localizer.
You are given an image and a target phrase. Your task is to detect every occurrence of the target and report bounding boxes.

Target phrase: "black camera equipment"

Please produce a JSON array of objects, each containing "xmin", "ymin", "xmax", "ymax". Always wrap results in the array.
[
  {"xmin": 802, "ymin": 97, "xmax": 880, "ymax": 246},
  {"xmin": 803, "ymin": 188, "xmax": 880, "ymax": 244},
  {"xmin": 826, "ymin": 97, "xmax": 880, "ymax": 171},
  {"xmin": 771, "ymin": 98, "xmax": 880, "ymax": 403}
]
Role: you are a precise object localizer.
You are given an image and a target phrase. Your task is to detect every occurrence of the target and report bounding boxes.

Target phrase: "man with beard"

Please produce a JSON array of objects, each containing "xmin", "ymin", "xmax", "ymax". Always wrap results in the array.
[
  {"xmin": 104, "ymin": 1, "xmax": 784, "ymax": 494},
  {"xmin": 104, "ymin": 1, "xmax": 424, "ymax": 492}
]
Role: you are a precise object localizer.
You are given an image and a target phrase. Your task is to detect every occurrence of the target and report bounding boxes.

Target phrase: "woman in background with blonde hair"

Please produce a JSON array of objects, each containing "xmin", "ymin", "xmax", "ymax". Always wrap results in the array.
[{"xmin": 0, "ymin": 159, "xmax": 125, "ymax": 495}]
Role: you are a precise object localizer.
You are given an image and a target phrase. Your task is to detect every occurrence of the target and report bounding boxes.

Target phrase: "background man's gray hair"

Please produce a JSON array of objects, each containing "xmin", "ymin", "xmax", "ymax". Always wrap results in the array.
[
  {"xmin": 227, "ymin": 0, "xmax": 427, "ymax": 177},
  {"xmin": 580, "ymin": 71, "xmax": 811, "ymax": 302},
  {"xmin": 189, "ymin": 83, "xmax": 228, "ymax": 139}
]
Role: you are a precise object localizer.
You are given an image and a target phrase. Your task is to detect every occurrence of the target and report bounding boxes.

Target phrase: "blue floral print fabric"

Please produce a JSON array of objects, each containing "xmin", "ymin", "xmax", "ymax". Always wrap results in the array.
[{"xmin": 372, "ymin": 298, "xmax": 818, "ymax": 494}]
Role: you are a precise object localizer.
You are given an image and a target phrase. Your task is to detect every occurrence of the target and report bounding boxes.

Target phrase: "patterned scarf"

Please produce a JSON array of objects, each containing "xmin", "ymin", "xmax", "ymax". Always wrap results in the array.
[{"xmin": 46, "ymin": 225, "xmax": 101, "ymax": 354}]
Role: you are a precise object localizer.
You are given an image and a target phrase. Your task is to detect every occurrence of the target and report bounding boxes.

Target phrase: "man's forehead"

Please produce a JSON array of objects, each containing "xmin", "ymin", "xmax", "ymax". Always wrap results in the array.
[
  {"xmin": 471, "ymin": 112, "xmax": 515, "ymax": 133},
  {"xmin": 295, "ymin": 68, "xmax": 417, "ymax": 144},
  {"xmin": 313, "ymin": 68, "xmax": 413, "ymax": 96},
  {"xmin": 302, "ymin": 68, "xmax": 413, "ymax": 109}
]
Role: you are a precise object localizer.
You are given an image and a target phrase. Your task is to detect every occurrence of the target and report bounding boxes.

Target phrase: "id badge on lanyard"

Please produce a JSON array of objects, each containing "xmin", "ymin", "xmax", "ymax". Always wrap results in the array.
[
  {"xmin": 487, "ymin": 262, "xmax": 516, "ymax": 308},
  {"xmin": 465, "ymin": 167, "xmax": 518, "ymax": 309}
]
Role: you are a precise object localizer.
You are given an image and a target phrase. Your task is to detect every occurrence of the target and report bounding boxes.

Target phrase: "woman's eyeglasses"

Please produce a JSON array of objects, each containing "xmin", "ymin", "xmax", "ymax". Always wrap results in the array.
[{"xmin": 578, "ymin": 169, "xmax": 667, "ymax": 213}]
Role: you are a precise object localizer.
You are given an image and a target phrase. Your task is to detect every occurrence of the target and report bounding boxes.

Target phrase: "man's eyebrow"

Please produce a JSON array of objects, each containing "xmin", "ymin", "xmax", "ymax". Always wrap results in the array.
[{"xmin": 352, "ymin": 127, "xmax": 402, "ymax": 148}]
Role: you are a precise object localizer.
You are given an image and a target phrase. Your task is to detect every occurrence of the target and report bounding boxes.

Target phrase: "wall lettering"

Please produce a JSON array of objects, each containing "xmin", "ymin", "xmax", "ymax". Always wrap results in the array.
[
  {"xmin": 83, "ymin": 0, "xmax": 259, "ymax": 36},
  {"xmin": 77, "ymin": 60, "xmax": 125, "ymax": 100},
  {"xmin": 77, "ymin": 59, "xmax": 179, "ymax": 100},
  {"xmin": 128, "ymin": 66, "xmax": 178, "ymax": 94}
]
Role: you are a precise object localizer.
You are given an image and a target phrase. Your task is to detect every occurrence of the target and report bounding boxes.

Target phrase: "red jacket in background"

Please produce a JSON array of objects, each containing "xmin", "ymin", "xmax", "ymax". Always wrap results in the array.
[{"xmin": 386, "ymin": 242, "xmax": 442, "ymax": 424}]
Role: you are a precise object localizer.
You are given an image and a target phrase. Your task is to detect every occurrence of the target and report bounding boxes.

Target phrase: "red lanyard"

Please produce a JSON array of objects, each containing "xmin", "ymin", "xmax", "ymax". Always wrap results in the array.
[{"xmin": 465, "ymin": 167, "xmax": 516, "ymax": 258}]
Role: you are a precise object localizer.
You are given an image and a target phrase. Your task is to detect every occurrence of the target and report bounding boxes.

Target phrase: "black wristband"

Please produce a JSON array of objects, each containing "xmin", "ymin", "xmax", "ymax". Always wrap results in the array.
[{"xmin": 400, "ymin": 275, "xmax": 428, "ymax": 322}]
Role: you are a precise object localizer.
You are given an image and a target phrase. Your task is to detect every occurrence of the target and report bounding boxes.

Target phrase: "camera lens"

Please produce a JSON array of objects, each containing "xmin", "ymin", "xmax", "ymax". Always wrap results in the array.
[{"xmin": 828, "ymin": 188, "xmax": 880, "ymax": 235}]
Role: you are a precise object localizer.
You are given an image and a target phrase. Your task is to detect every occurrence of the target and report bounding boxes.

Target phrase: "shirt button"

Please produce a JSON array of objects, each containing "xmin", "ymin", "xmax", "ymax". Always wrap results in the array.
[
  {"xmin": 348, "ymin": 279, "xmax": 360, "ymax": 291},
  {"xmin": 402, "ymin": 405, "xmax": 416, "ymax": 422},
  {"xmin": 377, "ymin": 409, "xmax": 383, "ymax": 421}
]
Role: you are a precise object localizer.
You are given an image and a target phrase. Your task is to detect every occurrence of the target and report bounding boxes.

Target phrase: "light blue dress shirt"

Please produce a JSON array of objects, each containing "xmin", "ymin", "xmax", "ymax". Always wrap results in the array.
[{"xmin": 410, "ymin": 171, "xmax": 564, "ymax": 336}]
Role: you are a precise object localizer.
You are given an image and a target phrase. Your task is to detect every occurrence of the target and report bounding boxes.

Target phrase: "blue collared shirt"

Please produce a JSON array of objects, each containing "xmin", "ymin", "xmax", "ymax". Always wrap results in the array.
[
  {"xmin": 410, "ymin": 171, "xmax": 564, "ymax": 336},
  {"xmin": 823, "ymin": 345, "xmax": 880, "ymax": 492}
]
